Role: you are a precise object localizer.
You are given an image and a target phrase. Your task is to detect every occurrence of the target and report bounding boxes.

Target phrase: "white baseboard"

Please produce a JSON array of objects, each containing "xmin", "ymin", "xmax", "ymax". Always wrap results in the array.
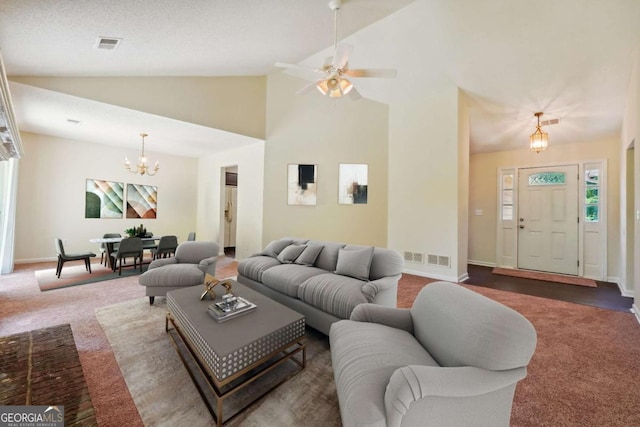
[
  {"xmin": 403, "ymin": 268, "xmax": 458, "ymax": 283},
  {"xmin": 607, "ymin": 276, "xmax": 635, "ymax": 298},
  {"xmin": 468, "ymin": 260, "xmax": 497, "ymax": 268},
  {"xmin": 15, "ymin": 257, "xmax": 57, "ymax": 264},
  {"xmin": 632, "ymin": 303, "xmax": 640, "ymax": 326}
]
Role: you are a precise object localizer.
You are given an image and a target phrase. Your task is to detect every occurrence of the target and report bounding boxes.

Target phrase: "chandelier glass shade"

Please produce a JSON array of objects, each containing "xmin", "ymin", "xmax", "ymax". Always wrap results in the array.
[
  {"xmin": 529, "ymin": 112, "xmax": 548, "ymax": 153},
  {"xmin": 124, "ymin": 133, "xmax": 159, "ymax": 176}
]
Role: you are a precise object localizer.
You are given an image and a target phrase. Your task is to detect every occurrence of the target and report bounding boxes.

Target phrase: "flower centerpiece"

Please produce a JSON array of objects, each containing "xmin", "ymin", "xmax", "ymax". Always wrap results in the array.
[{"xmin": 125, "ymin": 224, "xmax": 147, "ymax": 238}]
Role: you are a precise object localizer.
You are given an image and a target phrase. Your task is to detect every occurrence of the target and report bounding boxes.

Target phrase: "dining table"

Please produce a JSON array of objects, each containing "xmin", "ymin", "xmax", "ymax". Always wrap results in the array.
[{"xmin": 89, "ymin": 236, "xmax": 162, "ymax": 270}]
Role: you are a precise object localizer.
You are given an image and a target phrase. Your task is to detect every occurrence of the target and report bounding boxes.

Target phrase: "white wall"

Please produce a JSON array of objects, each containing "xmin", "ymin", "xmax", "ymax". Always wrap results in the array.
[
  {"xmin": 15, "ymin": 132, "xmax": 198, "ymax": 261},
  {"xmin": 263, "ymin": 72, "xmax": 389, "ymax": 248},
  {"xmin": 620, "ymin": 49, "xmax": 639, "ymax": 312},
  {"xmin": 197, "ymin": 142, "xmax": 265, "ymax": 261},
  {"xmin": 340, "ymin": 1, "xmax": 467, "ymax": 281}
]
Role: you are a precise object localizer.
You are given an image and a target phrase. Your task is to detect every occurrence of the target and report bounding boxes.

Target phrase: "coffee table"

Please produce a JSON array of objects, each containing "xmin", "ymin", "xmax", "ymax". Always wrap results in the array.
[{"xmin": 165, "ymin": 281, "xmax": 306, "ymax": 426}]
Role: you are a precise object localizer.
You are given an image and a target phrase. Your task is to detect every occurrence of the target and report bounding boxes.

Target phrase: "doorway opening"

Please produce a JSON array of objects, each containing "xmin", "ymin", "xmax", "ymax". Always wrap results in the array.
[{"xmin": 222, "ymin": 166, "xmax": 238, "ymax": 259}]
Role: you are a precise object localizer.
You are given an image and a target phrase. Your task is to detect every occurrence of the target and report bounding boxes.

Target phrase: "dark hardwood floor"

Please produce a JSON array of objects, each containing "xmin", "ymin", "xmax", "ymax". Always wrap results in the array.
[{"xmin": 466, "ymin": 264, "xmax": 633, "ymax": 313}]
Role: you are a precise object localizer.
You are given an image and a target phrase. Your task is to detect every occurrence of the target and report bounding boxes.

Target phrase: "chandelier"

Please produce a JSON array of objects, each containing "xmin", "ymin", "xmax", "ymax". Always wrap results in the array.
[
  {"xmin": 124, "ymin": 133, "xmax": 159, "ymax": 176},
  {"xmin": 529, "ymin": 112, "xmax": 548, "ymax": 153}
]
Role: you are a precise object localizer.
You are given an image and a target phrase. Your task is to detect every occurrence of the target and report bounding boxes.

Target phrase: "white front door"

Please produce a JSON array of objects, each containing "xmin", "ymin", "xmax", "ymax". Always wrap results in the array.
[{"xmin": 517, "ymin": 165, "xmax": 579, "ymax": 275}]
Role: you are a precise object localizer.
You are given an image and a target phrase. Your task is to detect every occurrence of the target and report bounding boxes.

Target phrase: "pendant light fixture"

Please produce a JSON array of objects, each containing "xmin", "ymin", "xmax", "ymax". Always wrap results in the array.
[
  {"xmin": 529, "ymin": 112, "xmax": 548, "ymax": 153},
  {"xmin": 124, "ymin": 133, "xmax": 159, "ymax": 176}
]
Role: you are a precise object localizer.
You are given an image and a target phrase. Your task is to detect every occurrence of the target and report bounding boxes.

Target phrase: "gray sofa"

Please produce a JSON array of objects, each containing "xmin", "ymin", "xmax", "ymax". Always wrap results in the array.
[
  {"xmin": 330, "ymin": 281, "xmax": 537, "ymax": 427},
  {"xmin": 237, "ymin": 237, "xmax": 404, "ymax": 335}
]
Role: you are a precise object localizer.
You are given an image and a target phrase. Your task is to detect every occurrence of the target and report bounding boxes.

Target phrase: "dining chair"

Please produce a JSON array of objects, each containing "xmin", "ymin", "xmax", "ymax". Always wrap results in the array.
[
  {"xmin": 55, "ymin": 238, "xmax": 97, "ymax": 278},
  {"xmin": 187, "ymin": 231, "xmax": 196, "ymax": 241},
  {"xmin": 151, "ymin": 235, "xmax": 178, "ymax": 260},
  {"xmin": 110, "ymin": 237, "xmax": 144, "ymax": 275},
  {"xmin": 142, "ymin": 232, "xmax": 158, "ymax": 261},
  {"xmin": 100, "ymin": 233, "xmax": 121, "ymax": 266}
]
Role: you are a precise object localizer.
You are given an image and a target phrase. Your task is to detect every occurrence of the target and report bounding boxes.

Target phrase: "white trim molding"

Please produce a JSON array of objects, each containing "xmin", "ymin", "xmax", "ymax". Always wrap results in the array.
[
  {"xmin": 403, "ymin": 268, "xmax": 458, "ymax": 283},
  {"xmin": 632, "ymin": 303, "xmax": 640, "ymax": 326},
  {"xmin": 468, "ymin": 259, "xmax": 497, "ymax": 268}
]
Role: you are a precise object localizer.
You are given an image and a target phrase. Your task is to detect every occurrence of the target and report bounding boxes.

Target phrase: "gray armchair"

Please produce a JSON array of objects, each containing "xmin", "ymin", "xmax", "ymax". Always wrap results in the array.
[
  {"xmin": 329, "ymin": 281, "xmax": 537, "ymax": 427},
  {"xmin": 138, "ymin": 241, "xmax": 219, "ymax": 304}
]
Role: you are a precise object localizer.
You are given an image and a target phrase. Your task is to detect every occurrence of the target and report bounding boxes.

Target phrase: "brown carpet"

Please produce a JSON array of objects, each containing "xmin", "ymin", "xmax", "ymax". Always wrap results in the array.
[
  {"xmin": 0, "ymin": 324, "xmax": 97, "ymax": 425},
  {"xmin": 492, "ymin": 267, "xmax": 597, "ymax": 287},
  {"xmin": 2, "ymin": 260, "xmax": 639, "ymax": 426}
]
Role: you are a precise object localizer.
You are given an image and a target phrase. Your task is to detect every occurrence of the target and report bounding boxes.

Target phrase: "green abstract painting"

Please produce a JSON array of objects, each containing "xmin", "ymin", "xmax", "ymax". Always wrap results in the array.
[{"xmin": 85, "ymin": 179, "xmax": 124, "ymax": 219}]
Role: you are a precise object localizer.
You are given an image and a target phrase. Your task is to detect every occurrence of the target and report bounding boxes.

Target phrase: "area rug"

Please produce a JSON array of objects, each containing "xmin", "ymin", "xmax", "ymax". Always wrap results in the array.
[
  {"xmin": 95, "ymin": 298, "xmax": 340, "ymax": 427},
  {"xmin": 0, "ymin": 324, "xmax": 97, "ymax": 426},
  {"xmin": 95, "ymin": 279, "xmax": 640, "ymax": 427},
  {"xmin": 36, "ymin": 262, "xmax": 146, "ymax": 291},
  {"xmin": 492, "ymin": 267, "xmax": 597, "ymax": 287}
]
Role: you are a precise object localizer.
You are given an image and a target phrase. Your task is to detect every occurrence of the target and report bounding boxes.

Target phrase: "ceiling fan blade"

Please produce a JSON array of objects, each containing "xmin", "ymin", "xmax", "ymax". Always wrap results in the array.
[
  {"xmin": 333, "ymin": 43, "xmax": 354, "ymax": 69},
  {"xmin": 296, "ymin": 80, "xmax": 321, "ymax": 96},
  {"xmin": 348, "ymin": 87, "xmax": 362, "ymax": 100},
  {"xmin": 275, "ymin": 62, "xmax": 323, "ymax": 81},
  {"xmin": 345, "ymin": 68, "xmax": 397, "ymax": 78}
]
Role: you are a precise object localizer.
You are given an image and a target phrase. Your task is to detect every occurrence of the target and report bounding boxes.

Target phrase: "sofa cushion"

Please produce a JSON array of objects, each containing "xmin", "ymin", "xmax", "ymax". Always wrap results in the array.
[
  {"xmin": 261, "ymin": 239, "xmax": 293, "ymax": 258},
  {"xmin": 370, "ymin": 247, "xmax": 404, "ymax": 281},
  {"xmin": 335, "ymin": 246, "xmax": 375, "ymax": 280},
  {"xmin": 261, "ymin": 264, "xmax": 327, "ymax": 298},
  {"xmin": 294, "ymin": 244, "xmax": 324, "ymax": 266},
  {"xmin": 297, "ymin": 273, "xmax": 369, "ymax": 319},
  {"xmin": 277, "ymin": 244, "xmax": 307, "ymax": 263},
  {"xmin": 138, "ymin": 264, "xmax": 205, "ymax": 287},
  {"xmin": 330, "ymin": 320, "xmax": 438, "ymax": 426},
  {"xmin": 307, "ymin": 240, "xmax": 346, "ymax": 272},
  {"xmin": 237, "ymin": 255, "xmax": 281, "ymax": 282}
]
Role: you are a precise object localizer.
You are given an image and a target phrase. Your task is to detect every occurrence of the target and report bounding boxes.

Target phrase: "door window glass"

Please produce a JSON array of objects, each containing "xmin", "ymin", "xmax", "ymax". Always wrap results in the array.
[{"xmin": 528, "ymin": 172, "xmax": 566, "ymax": 186}]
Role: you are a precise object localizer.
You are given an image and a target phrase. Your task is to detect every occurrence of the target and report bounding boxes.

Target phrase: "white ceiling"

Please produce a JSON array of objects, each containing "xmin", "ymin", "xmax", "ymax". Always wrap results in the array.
[{"xmin": 1, "ymin": 0, "xmax": 639, "ymax": 155}]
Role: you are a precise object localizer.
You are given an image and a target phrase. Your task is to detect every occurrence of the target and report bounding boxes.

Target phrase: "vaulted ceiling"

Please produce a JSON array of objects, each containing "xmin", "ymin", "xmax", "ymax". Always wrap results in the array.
[{"xmin": 1, "ymin": 0, "xmax": 639, "ymax": 155}]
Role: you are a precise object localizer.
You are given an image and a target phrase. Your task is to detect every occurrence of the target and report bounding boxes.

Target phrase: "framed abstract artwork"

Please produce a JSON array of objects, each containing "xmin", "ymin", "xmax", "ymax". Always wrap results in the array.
[
  {"xmin": 339, "ymin": 164, "xmax": 368, "ymax": 204},
  {"xmin": 287, "ymin": 164, "xmax": 317, "ymax": 206},
  {"xmin": 85, "ymin": 179, "xmax": 124, "ymax": 218},
  {"xmin": 126, "ymin": 183, "xmax": 158, "ymax": 219}
]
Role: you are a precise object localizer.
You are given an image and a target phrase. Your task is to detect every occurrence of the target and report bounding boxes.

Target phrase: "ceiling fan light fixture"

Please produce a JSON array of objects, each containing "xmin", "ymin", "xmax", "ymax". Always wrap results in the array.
[
  {"xmin": 316, "ymin": 80, "xmax": 329, "ymax": 95},
  {"xmin": 529, "ymin": 112, "xmax": 548, "ymax": 153},
  {"xmin": 339, "ymin": 78, "xmax": 353, "ymax": 94}
]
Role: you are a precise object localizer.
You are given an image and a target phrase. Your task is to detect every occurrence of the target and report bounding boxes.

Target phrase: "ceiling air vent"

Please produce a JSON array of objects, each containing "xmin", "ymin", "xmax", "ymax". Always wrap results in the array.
[{"xmin": 95, "ymin": 37, "xmax": 122, "ymax": 51}]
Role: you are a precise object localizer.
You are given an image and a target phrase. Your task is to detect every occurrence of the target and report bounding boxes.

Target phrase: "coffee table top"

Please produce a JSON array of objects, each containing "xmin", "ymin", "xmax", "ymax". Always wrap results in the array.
[{"xmin": 167, "ymin": 280, "xmax": 305, "ymax": 381}]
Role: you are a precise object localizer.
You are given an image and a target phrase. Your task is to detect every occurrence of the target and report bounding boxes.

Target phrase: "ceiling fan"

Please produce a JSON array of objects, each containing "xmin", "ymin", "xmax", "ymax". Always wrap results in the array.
[{"xmin": 275, "ymin": 0, "xmax": 397, "ymax": 100}]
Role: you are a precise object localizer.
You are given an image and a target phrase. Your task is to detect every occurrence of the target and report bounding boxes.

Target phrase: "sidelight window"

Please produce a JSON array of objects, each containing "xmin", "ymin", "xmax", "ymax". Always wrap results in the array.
[
  {"xmin": 501, "ymin": 174, "xmax": 514, "ymax": 220},
  {"xmin": 585, "ymin": 169, "xmax": 599, "ymax": 222}
]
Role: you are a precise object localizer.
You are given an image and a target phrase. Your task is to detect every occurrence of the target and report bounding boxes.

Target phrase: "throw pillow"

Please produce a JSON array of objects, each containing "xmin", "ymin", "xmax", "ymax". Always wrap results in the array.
[
  {"xmin": 277, "ymin": 244, "xmax": 307, "ymax": 264},
  {"xmin": 294, "ymin": 244, "xmax": 324, "ymax": 266},
  {"xmin": 334, "ymin": 246, "xmax": 375, "ymax": 281},
  {"xmin": 261, "ymin": 239, "xmax": 293, "ymax": 258}
]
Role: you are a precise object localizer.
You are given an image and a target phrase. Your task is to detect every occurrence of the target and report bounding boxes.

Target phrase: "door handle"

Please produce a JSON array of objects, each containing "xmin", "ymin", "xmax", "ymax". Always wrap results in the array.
[{"xmin": 519, "ymin": 225, "xmax": 525, "ymax": 229}]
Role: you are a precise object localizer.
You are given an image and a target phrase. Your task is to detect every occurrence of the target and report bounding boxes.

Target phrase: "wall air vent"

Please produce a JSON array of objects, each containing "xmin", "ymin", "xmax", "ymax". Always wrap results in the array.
[
  {"xmin": 66, "ymin": 118, "xmax": 82, "ymax": 125},
  {"xmin": 95, "ymin": 37, "xmax": 122, "ymax": 51},
  {"xmin": 426, "ymin": 254, "xmax": 451, "ymax": 268},
  {"xmin": 404, "ymin": 251, "xmax": 425, "ymax": 263}
]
